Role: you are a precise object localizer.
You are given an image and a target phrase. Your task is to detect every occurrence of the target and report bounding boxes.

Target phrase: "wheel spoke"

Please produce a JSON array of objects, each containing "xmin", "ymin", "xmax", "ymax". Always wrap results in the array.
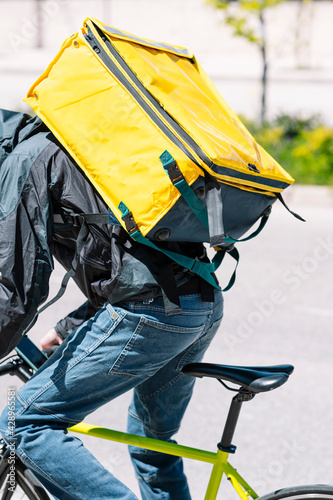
[{"xmin": 0, "ymin": 462, "xmax": 49, "ymax": 500}]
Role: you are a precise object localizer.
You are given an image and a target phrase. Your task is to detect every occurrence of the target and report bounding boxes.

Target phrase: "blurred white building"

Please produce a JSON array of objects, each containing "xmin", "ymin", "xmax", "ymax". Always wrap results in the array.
[{"xmin": 0, "ymin": 0, "xmax": 332, "ymax": 123}]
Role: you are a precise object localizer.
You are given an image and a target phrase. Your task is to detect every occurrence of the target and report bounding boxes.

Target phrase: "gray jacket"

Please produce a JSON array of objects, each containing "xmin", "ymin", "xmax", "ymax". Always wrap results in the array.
[{"xmin": 0, "ymin": 110, "xmax": 213, "ymax": 358}]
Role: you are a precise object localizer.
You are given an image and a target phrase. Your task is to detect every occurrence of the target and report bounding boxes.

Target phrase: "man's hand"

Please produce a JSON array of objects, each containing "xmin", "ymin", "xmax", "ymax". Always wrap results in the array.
[{"xmin": 40, "ymin": 328, "xmax": 64, "ymax": 350}]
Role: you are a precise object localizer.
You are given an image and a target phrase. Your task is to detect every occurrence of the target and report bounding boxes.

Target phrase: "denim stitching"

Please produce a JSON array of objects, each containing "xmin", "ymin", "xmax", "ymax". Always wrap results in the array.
[
  {"xmin": 17, "ymin": 307, "xmax": 127, "ymax": 411},
  {"xmin": 138, "ymin": 372, "xmax": 185, "ymax": 403},
  {"xmin": 108, "ymin": 318, "xmax": 205, "ymax": 377},
  {"xmin": 126, "ymin": 305, "xmax": 212, "ymax": 315},
  {"xmin": 128, "ymin": 409, "xmax": 181, "ymax": 437},
  {"xmin": 108, "ymin": 316, "xmax": 145, "ymax": 375},
  {"xmin": 30, "ymin": 401, "xmax": 82, "ymax": 425},
  {"xmin": 108, "ymin": 370, "xmax": 139, "ymax": 378},
  {"xmin": 16, "ymin": 392, "xmax": 29, "ymax": 412},
  {"xmin": 140, "ymin": 317, "xmax": 205, "ymax": 333},
  {"xmin": 16, "ymin": 444, "xmax": 82, "ymax": 499},
  {"xmin": 176, "ymin": 318, "xmax": 222, "ymax": 371},
  {"xmin": 176, "ymin": 338, "xmax": 202, "ymax": 371}
]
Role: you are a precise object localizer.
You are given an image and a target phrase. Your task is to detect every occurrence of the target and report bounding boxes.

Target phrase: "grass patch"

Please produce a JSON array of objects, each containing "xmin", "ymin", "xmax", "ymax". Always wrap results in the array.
[{"xmin": 243, "ymin": 114, "xmax": 333, "ymax": 186}]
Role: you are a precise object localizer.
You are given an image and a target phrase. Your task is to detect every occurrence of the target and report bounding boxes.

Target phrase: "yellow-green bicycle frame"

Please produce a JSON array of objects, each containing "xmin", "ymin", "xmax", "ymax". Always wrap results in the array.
[{"xmin": 69, "ymin": 422, "xmax": 258, "ymax": 500}]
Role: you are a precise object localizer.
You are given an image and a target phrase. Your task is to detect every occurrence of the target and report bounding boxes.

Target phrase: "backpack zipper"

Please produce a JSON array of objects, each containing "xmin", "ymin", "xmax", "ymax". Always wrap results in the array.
[
  {"xmin": 84, "ymin": 25, "xmax": 201, "ymax": 171},
  {"xmin": 84, "ymin": 22, "xmax": 288, "ymax": 192},
  {"xmin": 92, "ymin": 25, "xmax": 212, "ymax": 169}
]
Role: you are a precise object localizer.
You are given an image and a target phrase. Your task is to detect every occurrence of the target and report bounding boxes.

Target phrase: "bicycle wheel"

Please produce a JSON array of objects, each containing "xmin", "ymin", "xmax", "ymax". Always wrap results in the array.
[
  {"xmin": 259, "ymin": 484, "xmax": 333, "ymax": 500},
  {"xmin": 0, "ymin": 460, "xmax": 50, "ymax": 500}
]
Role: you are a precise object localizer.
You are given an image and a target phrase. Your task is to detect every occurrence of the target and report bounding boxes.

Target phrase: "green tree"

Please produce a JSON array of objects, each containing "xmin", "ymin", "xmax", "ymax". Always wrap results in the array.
[{"xmin": 207, "ymin": 0, "xmax": 286, "ymax": 124}]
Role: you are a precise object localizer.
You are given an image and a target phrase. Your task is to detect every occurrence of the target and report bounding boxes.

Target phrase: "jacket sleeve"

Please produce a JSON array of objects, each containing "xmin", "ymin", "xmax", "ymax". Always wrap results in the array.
[
  {"xmin": 54, "ymin": 301, "xmax": 99, "ymax": 340},
  {"xmin": 0, "ymin": 133, "xmax": 53, "ymax": 359}
]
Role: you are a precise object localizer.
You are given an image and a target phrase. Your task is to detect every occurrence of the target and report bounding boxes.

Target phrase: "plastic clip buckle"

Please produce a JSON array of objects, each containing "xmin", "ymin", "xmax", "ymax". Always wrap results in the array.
[
  {"xmin": 165, "ymin": 160, "xmax": 184, "ymax": 185},
  {"xmin": 122, "ymin": 212, "xmax": 138, "ymax": 235}
]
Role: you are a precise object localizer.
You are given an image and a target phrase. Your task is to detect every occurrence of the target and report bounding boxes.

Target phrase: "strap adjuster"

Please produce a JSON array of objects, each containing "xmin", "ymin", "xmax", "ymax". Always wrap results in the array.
[
  {"xmin": 159, "ymin": 150, "xmax": 184, "ymax": 185},
  {"xmin": 118, "ymin": 201, "xmax": 139, "ymax": 234},
  {"xmin": 122, "ymin": 212, "xmax": 138, "ymax": 235},
  {"xmin": 166, "ymin": 161, "xmax": 184, "ymax": 185}
]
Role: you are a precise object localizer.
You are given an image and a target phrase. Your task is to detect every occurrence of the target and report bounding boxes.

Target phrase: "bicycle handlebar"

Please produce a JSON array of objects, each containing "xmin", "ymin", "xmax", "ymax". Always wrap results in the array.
[
  {"xmin": 0, "ymin": 362, "xmax": 17, "ymax": 376},
  {"xmin": 0, "ymin": 357, "xmax": 33, "ymax": 382}
]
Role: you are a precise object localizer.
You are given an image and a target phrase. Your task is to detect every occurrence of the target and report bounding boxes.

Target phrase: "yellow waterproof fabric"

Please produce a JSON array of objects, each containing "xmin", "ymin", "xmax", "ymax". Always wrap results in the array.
[{"xmin": 25, "ymin": 18, "xmax": 293, "ymax": 237}]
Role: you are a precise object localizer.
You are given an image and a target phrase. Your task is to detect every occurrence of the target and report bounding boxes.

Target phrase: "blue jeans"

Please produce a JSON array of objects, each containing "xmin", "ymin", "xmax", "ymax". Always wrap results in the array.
[{"xmin": 0, "ymin": 292, "xmax": 223, "ymax": 500}]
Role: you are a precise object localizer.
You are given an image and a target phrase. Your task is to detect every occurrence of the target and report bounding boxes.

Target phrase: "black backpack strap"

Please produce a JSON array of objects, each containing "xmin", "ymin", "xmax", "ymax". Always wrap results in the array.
[
  {"xmin": 276, "ymin": 193, "xmax": 305, "ymax": 222},
  {"xmin": 157, "ymin": 260, "xmax": 182, "ymax": 316},
  {"xmin": 38, "ymin": 212, "xmax": 109, "ymax": 316},
  {"xmin": 199, "ymin": 276, "xmax": 215, "ymax": 302},
  {"xmin": 38, "ymin": 216, "xmax": 90, "ymax": 314}
]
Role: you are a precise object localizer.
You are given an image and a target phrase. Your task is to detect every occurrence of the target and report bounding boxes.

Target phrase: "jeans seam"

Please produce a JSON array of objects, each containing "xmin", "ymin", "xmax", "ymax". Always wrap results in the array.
[
  {"xmin": 108, "ymin": 370, "xmax": 139, "ymax": 378},
  {"xmin": 125, "ymin": 301, "xmax": 211, "ymax": 315},
  {"xmin": 108, "ymin": 317, "xmax": 144, "ymax": 375},
  {"xmin": 176, "ymin": 316, "xmax": 221, "ymax": 371},
  {"xmin": 138, "ymin": 372, "xmax": 184, "ymax": 403},
  {"xmin": 16, "ymin": 393, "xmax": 29, "ymax": 415},
  {"xmin": 18, "ymin": 309, "xmax": 127, "ymax": 410},
  {"xmin": 140, "ymin": 317, "xmax": 205, "ymax": 333},
  {"xmin": 17, "ymin": 444, "xmax": 82, "ymax": 500},
  {"xmin": 128, "ymin": 409, "xmax": 180, "ymax": 437},
  {"xmin": 29, "ymin": 401, "xmax": 82, "ymax": 425},
  {"xmin": 176, "ymin": 338, "xmax": 202, "ymax": 371}
]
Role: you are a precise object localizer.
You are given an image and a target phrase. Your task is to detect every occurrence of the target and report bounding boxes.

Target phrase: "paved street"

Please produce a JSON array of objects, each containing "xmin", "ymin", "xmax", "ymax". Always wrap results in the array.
[{"xmin": 1, "ymin": 186, "xmax": 332, "ymax": 498}]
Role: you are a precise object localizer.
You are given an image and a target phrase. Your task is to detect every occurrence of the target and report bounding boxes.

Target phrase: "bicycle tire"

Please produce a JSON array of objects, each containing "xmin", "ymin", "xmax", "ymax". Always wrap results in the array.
[
  {"xmin": 259, "ymin": 484, "xmax": 333, "ymax": 500},
  {"xmin": 0, "ymin": 460, "xmax": 50, "ymax": 500}
]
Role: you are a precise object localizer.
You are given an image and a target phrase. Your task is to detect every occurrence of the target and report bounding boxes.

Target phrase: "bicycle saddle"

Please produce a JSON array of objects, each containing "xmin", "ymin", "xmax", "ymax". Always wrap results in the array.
[{"xmin": 182, "ymin": 363, "xmax": 294, "ymax": 393}]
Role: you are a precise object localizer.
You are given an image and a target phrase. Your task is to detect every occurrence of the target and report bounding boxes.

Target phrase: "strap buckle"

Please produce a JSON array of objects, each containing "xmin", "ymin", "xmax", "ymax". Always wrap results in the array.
[
  {"xmin": 159, "ymin": 150, "xmax": 184, "ymax": 185},
  {"xmin": 118, "ymin": 201, "xmax": 139, "ymax": 235},
  {"xmin": 122, "ymin": 212, "xmax": 139, "ymax": 235}
]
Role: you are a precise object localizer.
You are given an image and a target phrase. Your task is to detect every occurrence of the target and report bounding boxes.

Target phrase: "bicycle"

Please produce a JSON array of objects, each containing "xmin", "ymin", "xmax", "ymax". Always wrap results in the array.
[{"xmin": 0, "ymin": 336, "xmax": 332, "ymax": 500}]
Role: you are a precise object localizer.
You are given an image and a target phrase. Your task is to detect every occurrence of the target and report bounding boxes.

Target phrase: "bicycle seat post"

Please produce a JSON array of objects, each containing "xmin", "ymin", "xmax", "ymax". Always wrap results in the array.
[{"xmin": 218, "ymin": 390, "xmax": 255, "ymax": 454}]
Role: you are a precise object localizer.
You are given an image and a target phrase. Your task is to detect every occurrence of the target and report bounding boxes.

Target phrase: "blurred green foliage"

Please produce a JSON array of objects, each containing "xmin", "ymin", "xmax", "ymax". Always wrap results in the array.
[{"xmin": 243, "ymin": 114, "xmax": 333, "ymax": 185}]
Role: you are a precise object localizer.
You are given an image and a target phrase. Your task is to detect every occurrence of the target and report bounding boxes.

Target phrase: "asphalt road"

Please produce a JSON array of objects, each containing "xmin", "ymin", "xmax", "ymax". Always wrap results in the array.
[{"xmin": 0, "ymin": 186, "xmax": 332, "ymax": 498}]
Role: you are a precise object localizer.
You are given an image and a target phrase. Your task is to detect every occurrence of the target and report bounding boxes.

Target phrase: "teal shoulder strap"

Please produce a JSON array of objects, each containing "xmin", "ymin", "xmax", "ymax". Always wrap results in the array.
[
  {"xmin": 118, "ymin": 200, "xmax": 240, "ymax": 292},
  {"xmin": 159, "ymin": 150, "xmax": 209, "ymax": 228},
  {"xmin": 131, "ymin": 229, "xmax": 220, "ymax": 289},
  {"xmin": 160, "ymin": 151, "xmax": 270, "ymax": 247}
]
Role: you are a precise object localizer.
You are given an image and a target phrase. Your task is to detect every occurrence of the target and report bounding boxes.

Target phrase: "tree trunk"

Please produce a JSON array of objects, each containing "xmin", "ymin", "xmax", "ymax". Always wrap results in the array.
[
  {"xmin": 35, "ymin": 0, "xmax": 43, "ymax": 49},
  {"xmin": 259, "ymin": 9, "xmax": 268, "ymax": 125},
  {"xmin": 103, "ymin": 0, "xmax": 112, "ymax": 21}
]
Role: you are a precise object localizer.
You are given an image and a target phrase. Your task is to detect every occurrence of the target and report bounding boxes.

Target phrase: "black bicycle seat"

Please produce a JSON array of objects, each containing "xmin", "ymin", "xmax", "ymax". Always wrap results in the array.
[{"xmin": 182, "ymin": 363, "xmax": 294, "ymax": 393}]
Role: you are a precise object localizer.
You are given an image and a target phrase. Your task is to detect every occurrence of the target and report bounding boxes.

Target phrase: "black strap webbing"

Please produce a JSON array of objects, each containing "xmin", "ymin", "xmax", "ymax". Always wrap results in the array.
[
  {"xmin": 36, "ymin": 212, "xmax": 110, "ymax": 318},
  {"xmin": 158, "ymin": 261, "xmax": 182, "ymax": 316},
  {"xmin": 38, "ymin": 220, "xmax": 89, "ymax": 315},
  {"xmin": 199, "ymin": 276, "xmax": 215, "ymax": 302},
  {"xmin": 276, "ymin": 193, "xmax": 306, "ymax": 222}
]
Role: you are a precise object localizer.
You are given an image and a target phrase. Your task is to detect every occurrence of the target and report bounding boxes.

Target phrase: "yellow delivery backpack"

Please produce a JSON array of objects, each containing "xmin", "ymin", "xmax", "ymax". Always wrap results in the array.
[{"xmin": 25, "ymin": 18, "xmax": 301, "ymax": 291}]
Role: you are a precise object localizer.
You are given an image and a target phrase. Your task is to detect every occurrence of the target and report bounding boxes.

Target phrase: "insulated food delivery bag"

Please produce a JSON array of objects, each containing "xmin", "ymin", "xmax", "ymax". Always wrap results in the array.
[{"xmin": 24, "ymin": 18, "xmax": 297, "ymax": 288}]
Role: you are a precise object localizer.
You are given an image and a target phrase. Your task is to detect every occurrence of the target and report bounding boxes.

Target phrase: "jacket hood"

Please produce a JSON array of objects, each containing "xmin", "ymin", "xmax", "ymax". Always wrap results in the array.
[{"xmin": 0, "ymin": 109, "xmax": 45, "ymax": 168}]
